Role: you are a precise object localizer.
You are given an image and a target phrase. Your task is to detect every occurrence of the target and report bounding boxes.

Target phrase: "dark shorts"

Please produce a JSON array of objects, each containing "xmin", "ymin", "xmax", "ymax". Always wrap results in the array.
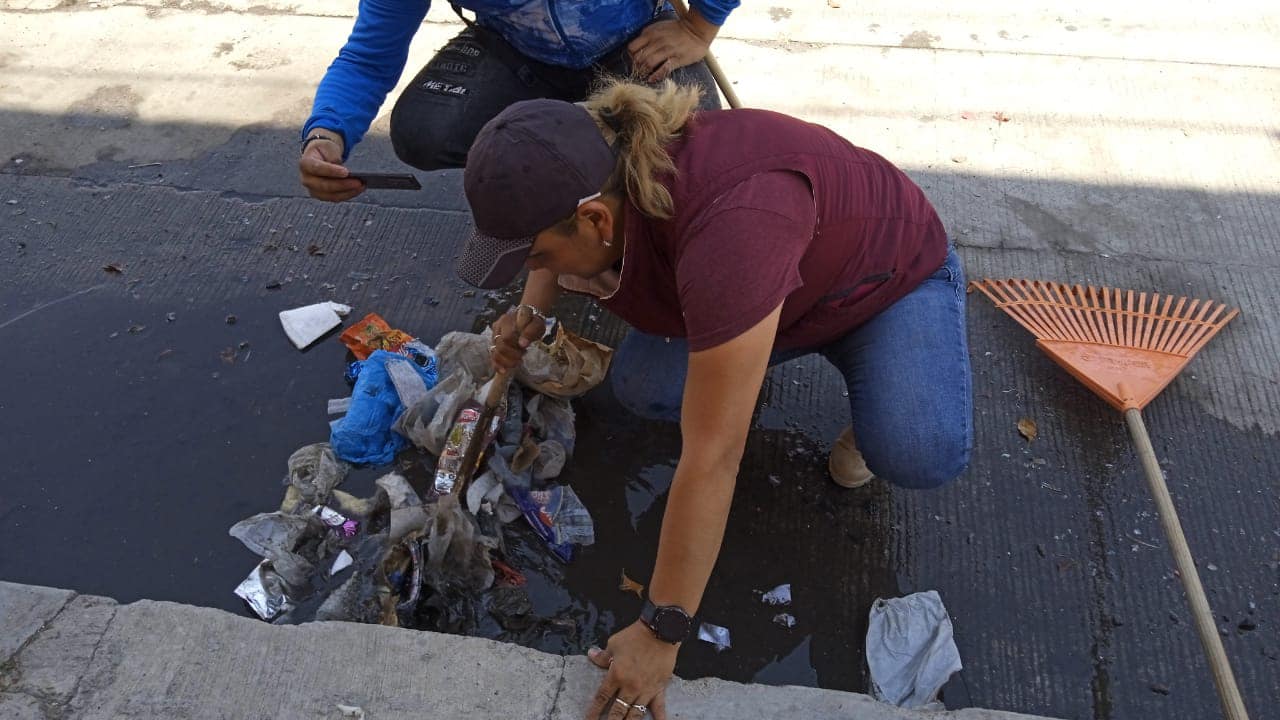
[{"xmin": 389, "ymin": 14, "xmax": 723, "ymax": 171}]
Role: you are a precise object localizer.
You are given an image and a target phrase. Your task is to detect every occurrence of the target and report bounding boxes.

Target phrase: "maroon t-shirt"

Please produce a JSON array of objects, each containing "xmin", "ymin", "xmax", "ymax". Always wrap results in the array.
[{"xmin": 568, "ymin": 109, "xmax": 948, "ymax": 352}]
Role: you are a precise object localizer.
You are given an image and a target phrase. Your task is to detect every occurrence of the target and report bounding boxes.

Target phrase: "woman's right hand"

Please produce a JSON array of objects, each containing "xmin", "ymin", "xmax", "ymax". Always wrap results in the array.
[
  {"xmin": 490, "ymin": 306, "xmax": 547, "ymax": 372},
  {"xmin": 298, "ymin": 131, "xmax": 365, "ymax": 202}
]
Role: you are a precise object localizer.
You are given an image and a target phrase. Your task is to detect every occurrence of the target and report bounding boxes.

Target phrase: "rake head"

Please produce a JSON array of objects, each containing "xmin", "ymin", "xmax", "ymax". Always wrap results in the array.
[{"xmin": 971, "ymin": 278, "xmax": 1239, "ymax": 412}]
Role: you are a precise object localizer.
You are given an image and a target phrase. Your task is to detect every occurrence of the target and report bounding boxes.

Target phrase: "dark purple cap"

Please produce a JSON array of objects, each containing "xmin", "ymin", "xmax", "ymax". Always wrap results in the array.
[{"xmin": 457, "ymin": 99, "xmax": 616, "ymax": 289}]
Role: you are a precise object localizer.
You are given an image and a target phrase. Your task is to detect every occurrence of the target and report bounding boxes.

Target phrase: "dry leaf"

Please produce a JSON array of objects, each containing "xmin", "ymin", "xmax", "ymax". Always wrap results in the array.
[
  {"xmin": 102, "ymin": 263, "xmax": 124, "ymax": 274},
  {"xmin": 619, "ymin": 570, "xmax": 645, "ymax": 598},
  {"xmin": 1017, "ymin": 417, "xmax": 1038, "ymax": 442}
]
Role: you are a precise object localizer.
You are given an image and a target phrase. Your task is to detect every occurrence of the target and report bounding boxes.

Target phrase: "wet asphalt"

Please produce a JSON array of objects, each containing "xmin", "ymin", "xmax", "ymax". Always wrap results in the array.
[{"xmin": 0, "ymin": 161, "xmax": 1276, "ymax": 720}]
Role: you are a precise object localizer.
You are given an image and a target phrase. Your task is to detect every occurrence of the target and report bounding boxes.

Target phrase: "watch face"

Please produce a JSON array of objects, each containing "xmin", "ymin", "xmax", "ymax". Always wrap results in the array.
[{"xmin": 652, "ymin": 607, "xmax": 690, "ymax": 642}]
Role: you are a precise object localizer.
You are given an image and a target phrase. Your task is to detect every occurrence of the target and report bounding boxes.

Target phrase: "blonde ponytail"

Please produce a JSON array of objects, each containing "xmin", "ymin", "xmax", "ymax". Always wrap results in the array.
[{"xmin": 582, "ymin": 78, "xmax": 701, "ymax": 220}]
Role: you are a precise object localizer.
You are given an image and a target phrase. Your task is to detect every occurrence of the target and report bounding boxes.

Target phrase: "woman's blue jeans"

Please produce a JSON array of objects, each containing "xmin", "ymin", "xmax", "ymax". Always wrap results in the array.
[{"xmin": 609, "ymin": 247, "xmax": 973, "ymax": 490}]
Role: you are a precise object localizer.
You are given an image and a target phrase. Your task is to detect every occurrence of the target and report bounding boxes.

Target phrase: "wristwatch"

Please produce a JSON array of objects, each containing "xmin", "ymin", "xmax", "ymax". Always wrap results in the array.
[{"xmin": 639, "ymin": 597, "xmax": 693, "ymax": 644}]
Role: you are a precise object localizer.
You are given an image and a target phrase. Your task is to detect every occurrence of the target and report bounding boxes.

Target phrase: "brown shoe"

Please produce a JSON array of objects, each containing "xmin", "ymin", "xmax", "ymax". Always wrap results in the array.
[{"xmin": 828, "ymin": 426, "xmax": 874, "ymax": 489}]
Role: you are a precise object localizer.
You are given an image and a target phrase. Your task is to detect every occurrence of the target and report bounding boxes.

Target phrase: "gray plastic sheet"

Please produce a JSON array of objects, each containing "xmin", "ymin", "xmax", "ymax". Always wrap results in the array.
[{"xmin": 866, "ymin": 590, "xmax": 963, "ymax": 709}]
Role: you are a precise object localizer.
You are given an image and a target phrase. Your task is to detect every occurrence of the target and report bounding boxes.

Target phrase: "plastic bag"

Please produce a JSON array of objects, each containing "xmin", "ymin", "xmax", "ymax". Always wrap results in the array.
[
  {"xmin": 395, "ymin": 369, "xmax": 479, "ymax": 456},
  {"xmin": 285, "ymin": 443, "xmax": 350, "ymax": 507},
  {"xmin": 516, "ymin": 325, "xmax": 613, "ymax": 399},
  {"xmin": 228, "ymin": 512, "xmax": 317, "ymax": 588},
  {"xmin": 331, "ymin": 350, "xmax": 438, "ymax": 465},
  {"xmin": 866, "ymin": 590, "xmax": 963, "ymax": 710}
]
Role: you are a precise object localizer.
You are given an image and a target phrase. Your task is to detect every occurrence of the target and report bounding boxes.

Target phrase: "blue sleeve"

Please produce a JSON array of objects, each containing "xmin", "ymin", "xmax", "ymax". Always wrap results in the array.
[
  {"xmin": 689, "ymin": 0, "xmax": 739, "ymax": 26},
  {"xmin": 302, "ymin": 0, "xmax": 430, "ymax": 159}
]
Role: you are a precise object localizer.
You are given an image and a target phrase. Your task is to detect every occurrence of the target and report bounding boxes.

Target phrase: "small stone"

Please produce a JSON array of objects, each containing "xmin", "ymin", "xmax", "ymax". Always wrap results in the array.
[
  {"xmin": 462, "ymin": 289, "xmax": 476, "ymax": 298},
  {"xmin": 1149, "ymin": 683, "xmax": 1170, "ymax": 696},
  {"xmin": 166, "ymin": 312, "xmax": 177, "ymax": 322},
  {"xmin": 5, "ymin": 199, "xmax": 17, "ymax": 205},
  {"xmin": 1207, "ymin": 563, "xmax": 1219, "ymax": 571},
  {"xmin": 1169, "ymin": 611, "xmax": 1180, "ymax": 624},
  {"xmin": 238, "ymin": 341, "xmax": 250, "ymax": 350},
  {"xmin": 1035, "ymin": 543, "xmax": 1046, "ymax": 558},
  {"xmin": 225, "ymin": 314, "xmax": 237, "ymax": 325}
]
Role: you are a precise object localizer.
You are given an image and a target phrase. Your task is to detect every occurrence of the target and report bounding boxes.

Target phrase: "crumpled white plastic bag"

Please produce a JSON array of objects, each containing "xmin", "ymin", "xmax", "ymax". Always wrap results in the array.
[{"xmin": 866, "ymin": 590, "xmax": 963, "ymax": 709}]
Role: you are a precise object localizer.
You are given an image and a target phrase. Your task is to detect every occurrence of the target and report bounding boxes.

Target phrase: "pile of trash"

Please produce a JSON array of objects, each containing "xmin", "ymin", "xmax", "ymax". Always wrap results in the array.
[{"xmin": 231, "ymin": 310, "xmax": 613, "ymax": 640}]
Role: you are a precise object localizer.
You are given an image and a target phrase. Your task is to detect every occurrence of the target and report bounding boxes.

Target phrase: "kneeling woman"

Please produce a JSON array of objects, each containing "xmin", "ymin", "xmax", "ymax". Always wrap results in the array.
[{"xmin": 456, "ymin": 80, "xmax": 972, "ymax": 719}]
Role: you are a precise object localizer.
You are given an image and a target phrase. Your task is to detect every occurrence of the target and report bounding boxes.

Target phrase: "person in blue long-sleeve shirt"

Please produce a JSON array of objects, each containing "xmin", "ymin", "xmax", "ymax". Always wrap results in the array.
[{"xmin": 299, "ymin": 0, "xmax": 739, "ymax": 202}]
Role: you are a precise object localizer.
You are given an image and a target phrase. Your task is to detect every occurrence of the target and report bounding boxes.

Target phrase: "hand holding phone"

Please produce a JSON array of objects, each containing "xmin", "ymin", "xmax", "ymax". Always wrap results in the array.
[{"xmin": 346, "ymin": 172, "xmax": 422, "ymax": 191}]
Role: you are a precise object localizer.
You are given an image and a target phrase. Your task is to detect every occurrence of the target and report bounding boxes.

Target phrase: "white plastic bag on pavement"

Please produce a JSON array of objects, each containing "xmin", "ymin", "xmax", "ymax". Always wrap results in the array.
[{"xmin": 866, "ymin": 590, "xmax": 962, "ymax": 710}]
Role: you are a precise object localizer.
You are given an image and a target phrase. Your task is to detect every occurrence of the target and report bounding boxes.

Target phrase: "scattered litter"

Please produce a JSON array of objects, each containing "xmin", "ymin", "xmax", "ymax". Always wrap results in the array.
[
  {"xmin": 336, "ymin": 705, "xmax": 365, "ymax": 719},
  {"xmin": 307, "ymin": 244, "xmax": 326, "ymax": 256},
  {"xmin": 127, "ymin": 162, "xmax": 162, "ymax": 169},
  {"xmin": 510, "ymin": 485, "xmax": 595, "ymax": 563},
  {"xmin": 330, "ymin": 550, "xmax": 354, "ymax": 575},
  {"xmin": 328, "ymin": 397, "xmax": 352, "ymax": 415},
  {"xmin": 279, "ymin": 301, "xmax": 353, "ymax": 350},
  {"xmin": 1017, "ymin": 417, "xmax": 1038, "ymax": 442},
  {"xmin": 761, "ymin": 584, "xmax": 791, "ymax": 606},
  {"xmin": 698, "ymin": 622, "xmax": 731, "ymax": 652},
  {"xmin": 773, "ymin": 613, "xmax": 796, "ymax": 628},
  {"xmin": 339, "ymin": 313, "xmax": 432, "ymax": 360},
  {"xmin": 330, "ymin": 350, "xmax": 438, "ymax": 465},
  {"xmin": 866, "ymin": 590, "xmax": 962, "ymax": 710},
  {"xmin": 517, "ymin": 325, "xmax": 614, "ymax": 399},
  {"xmin": 128, "ymin": 324, "xmax": 146, "ymax": 334},
  {"xmin": 620, "ymin": 570, "xmax": 645, "ymax": 598},
  {"xmin": 102, "ymin": 263, "xmax": 124, "ymax": 274},
  {"xmin": 234, "ymin": 560, "xmax": 293, "ymax": 620}
]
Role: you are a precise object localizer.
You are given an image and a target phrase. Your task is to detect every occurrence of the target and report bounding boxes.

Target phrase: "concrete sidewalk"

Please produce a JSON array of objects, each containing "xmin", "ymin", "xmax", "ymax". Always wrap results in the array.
[{"xmin": 0, "ymin": 582, "xmax": 1057, "ymax": 720}]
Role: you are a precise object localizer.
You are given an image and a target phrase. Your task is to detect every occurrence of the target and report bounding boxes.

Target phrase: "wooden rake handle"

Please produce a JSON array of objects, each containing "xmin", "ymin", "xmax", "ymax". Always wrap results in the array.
[
  {"xmin": 1124, "ymin": 408, "xmax": 1250, "ymax": 720},
  {"xmin": 670, "ymin": 0, "xmax": 742, "ymax": 109}
]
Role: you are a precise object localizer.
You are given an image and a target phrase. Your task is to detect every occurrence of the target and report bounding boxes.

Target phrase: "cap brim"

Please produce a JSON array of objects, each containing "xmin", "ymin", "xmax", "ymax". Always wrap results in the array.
[{"xmin": 455, "ymin": 227, "xmax": 535, "ymax": 289}]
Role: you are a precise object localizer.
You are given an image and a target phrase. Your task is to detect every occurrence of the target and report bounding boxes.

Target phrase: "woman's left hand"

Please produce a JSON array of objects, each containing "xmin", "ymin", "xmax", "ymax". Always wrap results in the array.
[
  {"xmin": 628, "ymin": 15, "xmax": 715, "ymax": 83},
  {"xmin": 584, "ymin": 621, "xmax": 678, "ymax": 720}
]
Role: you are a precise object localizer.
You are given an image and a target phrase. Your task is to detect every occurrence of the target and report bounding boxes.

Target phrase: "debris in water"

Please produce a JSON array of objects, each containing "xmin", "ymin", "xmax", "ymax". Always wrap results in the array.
[
  {"xmin": 619, "ymin": 570, "xmax": 645, "ymax": 598},
  {"xmin": 1017, "ymin": 417, "xmax": 1038, "ymax": 442},
  {"xmin": 330, "ymin": 550, "xmax": 354, "ymax": 575},
  {"xmin": 279, "ymin": 301, "xmax": 352, "ymax": 350},
  {"xmin": 761, "ymin": 584, "xmax": 791, "ymax": 606},
  {"xmin": 698, "ymin": 622, "xmax": 731, "ymax": 652},
  {"xmin": 867, "ymin": 591, "xmax": 962, "ymax": 709}
]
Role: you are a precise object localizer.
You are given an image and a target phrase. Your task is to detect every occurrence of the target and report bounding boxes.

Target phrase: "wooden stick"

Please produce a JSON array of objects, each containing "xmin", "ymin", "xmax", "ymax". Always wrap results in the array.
[
  {"xmin": 670, "ymin": 0, "xmax": 742, "ymax": 109},
  {"xmin": 1124, "ymin": 408, "xmax": 1250, "ymax": 720}
]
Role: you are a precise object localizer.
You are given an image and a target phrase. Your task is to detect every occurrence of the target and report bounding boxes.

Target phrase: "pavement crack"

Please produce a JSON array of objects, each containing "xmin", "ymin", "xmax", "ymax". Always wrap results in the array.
[
  {"xmin": 0, "ymin": 591, "xmax": 78, "ymax": 672},
  {"xmin": 547, "ymin": 656, "xmax": 568, "ymax": 720},
  {"xmin": 60, "ymin": 603, "xmax": 120, "ymax": 716}
]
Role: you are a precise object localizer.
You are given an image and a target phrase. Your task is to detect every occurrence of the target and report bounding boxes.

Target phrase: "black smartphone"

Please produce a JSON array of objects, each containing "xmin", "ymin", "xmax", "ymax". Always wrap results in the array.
[{"xmin": 348, "ymin": 172, "xmax": 422, "ymax": 190}]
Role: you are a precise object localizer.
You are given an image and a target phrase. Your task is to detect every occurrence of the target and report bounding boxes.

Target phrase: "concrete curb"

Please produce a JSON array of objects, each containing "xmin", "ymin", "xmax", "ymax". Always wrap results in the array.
[{"xmin": 1, "ymin": 581, "xmax": 1060, "ymax": 720}]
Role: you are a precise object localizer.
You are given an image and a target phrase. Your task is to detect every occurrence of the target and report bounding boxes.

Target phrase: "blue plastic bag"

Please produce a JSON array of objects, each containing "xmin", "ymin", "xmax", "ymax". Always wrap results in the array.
[{"xmin": 330, "ymin": 350, "xmax": 438, "ymax": 465}]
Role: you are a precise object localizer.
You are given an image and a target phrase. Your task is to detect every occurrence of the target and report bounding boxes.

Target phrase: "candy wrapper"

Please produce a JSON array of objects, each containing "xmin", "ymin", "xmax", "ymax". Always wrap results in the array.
[
  {"xmin": 234, "ymin": 560, "xmax": 293, "ymax": 621},
  {"xmin": 338, "ymin": 313, "xmax": 434, "ymax": 362},
  {"xmin": 509, "ymin": 485, "xmax": 595, "ymax": 563}
]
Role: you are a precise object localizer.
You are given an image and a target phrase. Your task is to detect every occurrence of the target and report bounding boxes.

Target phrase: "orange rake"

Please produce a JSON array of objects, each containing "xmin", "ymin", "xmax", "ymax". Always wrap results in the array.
[{"xmin": 971, "ymin": 278, "xmax": 1248, "ymax": 720}]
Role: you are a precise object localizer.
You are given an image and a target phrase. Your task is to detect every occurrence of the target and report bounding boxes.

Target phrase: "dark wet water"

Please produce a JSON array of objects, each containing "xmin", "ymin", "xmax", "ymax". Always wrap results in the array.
[{"xmin": 2, "ymin": 182, "xmax": 1276, "ymax": 719}]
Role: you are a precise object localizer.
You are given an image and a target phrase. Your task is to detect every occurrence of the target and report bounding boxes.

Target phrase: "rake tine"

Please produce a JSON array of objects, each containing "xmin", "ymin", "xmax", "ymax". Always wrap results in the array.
[
  {"xmin": 1163, "ymin": 298, "xmax": 1204, "ymax": 356},
  {"xmin": 1038, "ymin": 281, "xmax": 1082, "ymax": 341},
  {"xmin": 1155, "ymin": 295, "xmax": 1189, "ymax": 353}
]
